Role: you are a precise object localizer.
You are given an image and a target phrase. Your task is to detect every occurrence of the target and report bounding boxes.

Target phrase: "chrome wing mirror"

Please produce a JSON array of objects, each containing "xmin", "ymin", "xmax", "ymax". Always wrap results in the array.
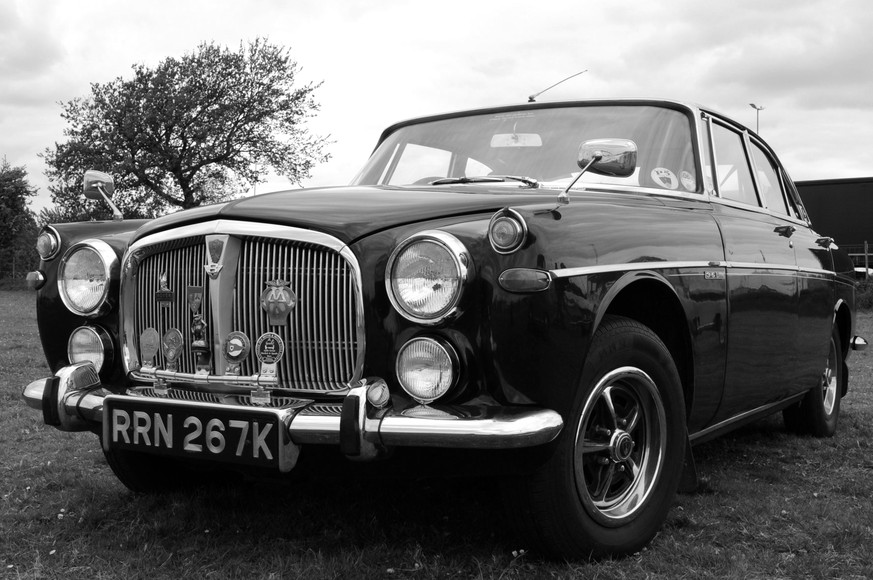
[
  {"xmin": 559, "ymin": 139, "xmax": 638, "ymax": 205},
  {"xmin": 82, "ymin": 170, "xmax": 123, "ymax": 220}
]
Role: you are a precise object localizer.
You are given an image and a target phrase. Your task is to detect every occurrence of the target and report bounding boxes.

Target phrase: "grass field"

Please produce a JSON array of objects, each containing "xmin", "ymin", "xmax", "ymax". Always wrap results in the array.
[{"xmin": 2, "ymin": 289, "xmax": 872, "ymax": 579}]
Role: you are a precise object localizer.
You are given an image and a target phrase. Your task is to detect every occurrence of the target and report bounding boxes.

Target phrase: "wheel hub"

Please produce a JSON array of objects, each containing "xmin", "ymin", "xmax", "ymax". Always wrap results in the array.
[{"xmin": 610, "ymin": 430, "xmax": 635, "ymax": 462}]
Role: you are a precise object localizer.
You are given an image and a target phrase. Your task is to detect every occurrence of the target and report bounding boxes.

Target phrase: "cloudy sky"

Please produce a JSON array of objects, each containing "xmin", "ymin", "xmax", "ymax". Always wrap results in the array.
[{"xmin": 2, "ymin": 0, "xmax": 871, "ymax": 213}]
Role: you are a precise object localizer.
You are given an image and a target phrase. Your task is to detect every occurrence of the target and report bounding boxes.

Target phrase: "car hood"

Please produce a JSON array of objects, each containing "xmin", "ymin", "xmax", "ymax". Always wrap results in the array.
[{"xmin": 131, "ymin": 185, "xmax": 554, "ymax": 244}]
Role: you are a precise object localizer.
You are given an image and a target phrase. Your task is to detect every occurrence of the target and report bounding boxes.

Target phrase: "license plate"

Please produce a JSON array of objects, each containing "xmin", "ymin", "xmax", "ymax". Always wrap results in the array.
[{"xmin": 103, "ymin": 396, "xmax": 296, "ymax": 471}]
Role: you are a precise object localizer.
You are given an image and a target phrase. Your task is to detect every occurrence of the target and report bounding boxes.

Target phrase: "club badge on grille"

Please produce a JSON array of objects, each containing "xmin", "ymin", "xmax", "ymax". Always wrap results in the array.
[
  {"xmin": 260, "ymin": 280, "xmax": 297, "ymax": 326},
  {"xmin": 203, "ymin": 235, "xmax": 228, "ymax": 279},
  {"xmin": 223, "ymin": 331, "xmax": 251, "ymax": 376},
  {"xmin": 161, "ymin": 328, "xmax": 184, "ymax": 372},
  {"xmin": 187, "ymin": 286, "xmax": 207, "ymax": 348},
  {"xmin": 255, "ymin": 332, "xmax": 284, "ymax": 377},
  {"xmin": 140, "ymin": 327, "xmax": 160, "ymax": 368},
  {"xmin": 156, "ymin": 272, "xmax": 174, "ymax": 308}
]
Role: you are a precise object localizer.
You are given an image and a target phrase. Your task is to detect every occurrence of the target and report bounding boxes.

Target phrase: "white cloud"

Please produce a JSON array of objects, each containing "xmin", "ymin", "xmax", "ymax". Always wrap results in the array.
[{"xmin": 0, "ymin": 0, "xmax": 870, "ymax": 213}]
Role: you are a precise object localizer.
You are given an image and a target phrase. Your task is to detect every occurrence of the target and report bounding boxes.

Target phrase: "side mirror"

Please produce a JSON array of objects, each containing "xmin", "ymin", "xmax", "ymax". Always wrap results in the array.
[
  {"xmin": 82, "ymin": 170, "xmax": 123, "ymax": 220},
  {"xmin": 82, "ymin": 170, "xmax": 116, "ymax": 199},
  {"xmin": 577, "ymin": 139, "xmax": 637, "ymax": 178}
]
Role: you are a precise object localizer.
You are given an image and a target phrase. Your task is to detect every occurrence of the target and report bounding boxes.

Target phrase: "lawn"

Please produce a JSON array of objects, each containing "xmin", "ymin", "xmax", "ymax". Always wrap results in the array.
[{"xmin": 2, "ymin": 289, "xmax": 871, "ymax": 579}]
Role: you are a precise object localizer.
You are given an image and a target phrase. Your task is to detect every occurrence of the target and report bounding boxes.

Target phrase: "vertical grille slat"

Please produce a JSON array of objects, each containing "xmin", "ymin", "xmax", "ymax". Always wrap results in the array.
[{"xmin": 130, "ymin": 234, "xmax": 359, "ymax": 392}]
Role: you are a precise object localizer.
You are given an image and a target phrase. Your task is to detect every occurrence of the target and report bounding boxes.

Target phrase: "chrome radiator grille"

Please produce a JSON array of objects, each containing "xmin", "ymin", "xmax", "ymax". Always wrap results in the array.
[{"xmin": 127, "ymin": 231, "xmax": 361, "ymax": 392}]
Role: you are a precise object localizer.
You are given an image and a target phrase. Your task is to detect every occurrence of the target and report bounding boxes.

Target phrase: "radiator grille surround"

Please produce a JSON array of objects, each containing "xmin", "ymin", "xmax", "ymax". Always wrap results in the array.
[{"xmin": 120, "ymin": 221, "xmax": 364, "ymax": 393}]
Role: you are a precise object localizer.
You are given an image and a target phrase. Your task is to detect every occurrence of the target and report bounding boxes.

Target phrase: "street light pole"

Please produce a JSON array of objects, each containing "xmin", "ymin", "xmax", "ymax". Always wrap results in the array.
[{"xmin": 749, "ymin": 103, "xmax": 765, "ymax": 133}]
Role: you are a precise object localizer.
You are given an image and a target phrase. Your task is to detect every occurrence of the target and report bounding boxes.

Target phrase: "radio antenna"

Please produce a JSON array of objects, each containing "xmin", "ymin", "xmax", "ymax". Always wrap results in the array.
[{"xmin": 528, "ymin": 70, "xmax": 588, "ymax": 102}]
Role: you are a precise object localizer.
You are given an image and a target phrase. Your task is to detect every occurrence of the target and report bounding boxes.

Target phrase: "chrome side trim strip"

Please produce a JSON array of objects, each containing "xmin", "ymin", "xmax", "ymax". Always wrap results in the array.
[
  {"xmin": 551, "ymin": 260, "xmax": 835, "ymax": 279},
  {"xmin": 551, "ymin": 261, "xmax": 716, "ymax": 279}
]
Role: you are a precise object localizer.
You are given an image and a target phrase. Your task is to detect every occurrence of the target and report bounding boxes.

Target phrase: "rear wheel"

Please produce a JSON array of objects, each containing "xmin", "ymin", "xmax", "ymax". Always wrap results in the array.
[
  {"xmin": 783, "ymin": 327, "xmax": 842, "ymax": 437},
  {"xmin": 505, "ymin": 316, "xmax": 686, "ymax": 559}
]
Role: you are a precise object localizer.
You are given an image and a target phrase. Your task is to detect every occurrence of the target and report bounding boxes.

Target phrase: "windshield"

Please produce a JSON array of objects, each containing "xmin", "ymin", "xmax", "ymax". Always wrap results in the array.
[{"xmin": 353, "ymin": 104, "xmax": 700, "ymax": 193}]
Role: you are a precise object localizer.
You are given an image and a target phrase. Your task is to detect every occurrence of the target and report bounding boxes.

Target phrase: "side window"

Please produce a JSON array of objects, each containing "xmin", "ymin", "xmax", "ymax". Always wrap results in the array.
[
  {"xmin": 387, "ymin": 144, "xmax": 452, "ymax": 185},
  {"xmin": 749, "ymin": 142, "xmax": 789, "ymax": 215},
  {"xmin": 711, "ymin": 123, "xmax": 758, "ymax": 206}
]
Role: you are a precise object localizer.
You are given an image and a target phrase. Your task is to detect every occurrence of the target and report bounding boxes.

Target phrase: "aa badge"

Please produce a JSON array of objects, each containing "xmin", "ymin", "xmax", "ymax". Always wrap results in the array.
[{"xmin": 260, "ymin": 280, "xmax": 297, "ymax": 326}]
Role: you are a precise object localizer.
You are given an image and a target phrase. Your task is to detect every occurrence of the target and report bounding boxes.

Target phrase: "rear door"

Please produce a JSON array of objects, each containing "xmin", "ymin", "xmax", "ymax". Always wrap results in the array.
[{"xmin": 707, "ymin": 118, "xmax": 800, "ymax": 421}]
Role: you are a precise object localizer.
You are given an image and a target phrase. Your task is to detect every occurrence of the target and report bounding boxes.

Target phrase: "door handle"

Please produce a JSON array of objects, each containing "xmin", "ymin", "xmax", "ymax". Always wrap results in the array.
[
  {"xmin": 774, "ymin": 225, "xmax": 796, "ymax": 238},
  {"xmin": 815, "ymin": 236, "xmax": 834, "ymax": 248}
]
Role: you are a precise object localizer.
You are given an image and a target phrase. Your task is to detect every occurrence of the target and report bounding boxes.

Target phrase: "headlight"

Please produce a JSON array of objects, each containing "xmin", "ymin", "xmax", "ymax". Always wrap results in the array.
[
  {"xmin": 36, "ymin": 227, "xmax": 60, "ymax": 260},
  {"xmin": 59, "ymin": 240, "xmax": 117, "ymax": 316},
  {"xmin": 386, "ymin": 231, "xmax": 470, "ymax": 324},
  {"xmin": 395, "ymin": 337, "xmax": 458, "ymax": 403},
  {"xmin": 67, "ymin": 326, "xmax": 113, "ymax": 373}
]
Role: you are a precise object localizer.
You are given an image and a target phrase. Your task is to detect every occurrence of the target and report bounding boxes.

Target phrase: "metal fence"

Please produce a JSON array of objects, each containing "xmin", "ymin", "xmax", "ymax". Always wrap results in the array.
[{"xmin": 844, "ymin": 242, "xmax": 870, "ymax": 278}]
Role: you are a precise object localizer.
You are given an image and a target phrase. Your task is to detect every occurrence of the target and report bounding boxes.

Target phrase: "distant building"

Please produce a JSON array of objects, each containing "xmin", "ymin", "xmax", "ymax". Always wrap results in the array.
[{"xmin": 796, "ymin": 177, "xmax": 873, "ymax": 259}]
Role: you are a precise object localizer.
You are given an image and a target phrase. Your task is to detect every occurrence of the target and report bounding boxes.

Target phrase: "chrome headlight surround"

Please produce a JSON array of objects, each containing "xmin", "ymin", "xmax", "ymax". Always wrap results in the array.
[
  {"xmin": 67, "ymin": 325, "xmax": 114, "ymax": 374},
  {"xmin": 385, "ymin": 230, "xmax": 471, "ymax": 325},
  {"xmin": 488, "ymin": 208, "xmax": 528, "ymax": 254},
  {"xmin": 58, "ymin": 239, "xmax": 118, "ymax": 317},
  {"xmin": 36, "ymin": 226, "xmax": 61, "ymax": 261},
  {"xmin": 395, "ymin": 337, "xmax": 459, "ymax": 404}
]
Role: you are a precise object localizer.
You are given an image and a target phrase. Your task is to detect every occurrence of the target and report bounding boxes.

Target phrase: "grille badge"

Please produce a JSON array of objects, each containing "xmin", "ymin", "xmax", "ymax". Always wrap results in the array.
[
  {"xmin": 261, "ymin": 280, "xmax": 297, "ymax": 326},
  {"xmin": 188, "ymin": 286, "xmax": 211, "ymax": 374},
  {"xmin": 156, "ymin": 272, "xmax": 174, "ymax": 308},
  {"xmin": 255, "ymin": 332, "xmax": 284, "ymax": 378},
  {"xmin": 140, "ymin": 328, "xmax": 160, "ymax": 368},
  {"xmin": 204, "ymin": 235, "xmax": 228, "ymax": 279},
  {"xmin": 223, "ymin": 331, "xmax": 251, "ymax": 376},
  {"xmin": 161, "ymin": 328, "xmax": 183, "ymax": 372}
]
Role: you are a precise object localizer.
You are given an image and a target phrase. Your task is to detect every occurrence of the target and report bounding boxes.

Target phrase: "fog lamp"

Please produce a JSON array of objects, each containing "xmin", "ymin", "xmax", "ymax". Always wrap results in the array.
[
  {"xmin": 67, "ymin": 326, "xmax": 113, "ymax": 373},
  {"xmin": 395, "ymin": 338, "xmax": 457, "ymax": 403}
]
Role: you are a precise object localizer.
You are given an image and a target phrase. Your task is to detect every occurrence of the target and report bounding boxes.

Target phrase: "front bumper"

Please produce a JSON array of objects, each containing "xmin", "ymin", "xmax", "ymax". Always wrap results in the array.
[{"xmin": 23, "ymin": 363, "xmax": 564, "ymax": 471}]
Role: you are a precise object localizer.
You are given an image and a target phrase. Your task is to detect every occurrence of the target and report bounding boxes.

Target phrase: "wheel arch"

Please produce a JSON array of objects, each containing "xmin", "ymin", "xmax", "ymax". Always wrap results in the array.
[
  {"xmin": 833, "ymin": 298, "xmax": 852, "ymax": 397},
  {"xmin": 595, "ymin": 272, "xmax": 695, "ymax": 420}
]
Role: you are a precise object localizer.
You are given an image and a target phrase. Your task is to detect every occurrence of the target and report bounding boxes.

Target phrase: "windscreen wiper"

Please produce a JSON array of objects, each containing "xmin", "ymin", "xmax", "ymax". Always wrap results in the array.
[{"xmin": 429, "ymin": 175, "xmax": 539, "ymax": 188}]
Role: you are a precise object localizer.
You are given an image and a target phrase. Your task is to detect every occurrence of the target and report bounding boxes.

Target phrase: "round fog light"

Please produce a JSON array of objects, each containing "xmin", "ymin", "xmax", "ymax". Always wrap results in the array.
[
  {"xmin": 396, "ymin": 338, "xmax": 457, "ymax": 403},
  {"xmin": 68, "ymin": 326, "xmax": 113, "ymax": 373}
]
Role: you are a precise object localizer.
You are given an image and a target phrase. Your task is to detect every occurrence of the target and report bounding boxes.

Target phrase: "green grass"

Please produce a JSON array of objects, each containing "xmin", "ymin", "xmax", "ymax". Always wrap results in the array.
[{"xmin": 2, "ymin": 289, "xmax": 872, "ymax": 579}]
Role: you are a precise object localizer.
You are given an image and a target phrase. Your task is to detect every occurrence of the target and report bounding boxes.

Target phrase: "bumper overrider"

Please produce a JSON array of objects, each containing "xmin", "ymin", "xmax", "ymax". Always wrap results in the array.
[{"xmin": 22, "ymin": 362, "xmax": 564, "ymax": 472}]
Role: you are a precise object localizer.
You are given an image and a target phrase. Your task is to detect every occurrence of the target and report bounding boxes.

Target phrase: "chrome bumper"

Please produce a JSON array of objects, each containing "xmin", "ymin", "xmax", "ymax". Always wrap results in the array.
[{"xmin": 23, "ymin": 363, "xmax": 564, "ymax": 470}]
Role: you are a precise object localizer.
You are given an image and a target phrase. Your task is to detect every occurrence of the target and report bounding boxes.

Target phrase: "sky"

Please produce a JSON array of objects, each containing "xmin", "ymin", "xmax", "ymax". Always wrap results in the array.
[{"xmin": 1, "ymin": 0, "xmax": 872, "ymax": 214}]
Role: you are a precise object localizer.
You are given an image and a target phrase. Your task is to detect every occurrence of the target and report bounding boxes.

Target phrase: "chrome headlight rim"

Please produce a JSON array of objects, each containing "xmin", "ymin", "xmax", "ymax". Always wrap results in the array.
[
  {"xmin": 58, "ymin": 239, "xmax": 118, "ymax": 317},
  {"xmin": 67, "ymin": 325, "xmax": 114, "ymax": 374},
  {"xmin": 385, "ymin": 230, "xmax": 471, "ymax": 325},
  {"xmin": 395, "ymin": 336, "xmax": 460, "ymax": 404},
  {"xmin": 36, "ymin": 226, "xmax": 61, "ymax": 261},
  {"xmin": 488, "ymin": 208, "xmax": 528, "ymax": 254}
]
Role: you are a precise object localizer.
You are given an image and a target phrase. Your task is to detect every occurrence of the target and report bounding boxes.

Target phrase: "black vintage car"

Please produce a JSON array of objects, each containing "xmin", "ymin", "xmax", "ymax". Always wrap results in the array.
[{"xmin": 23, "ymin": 99, "xmax": 867, "ymax": 559}]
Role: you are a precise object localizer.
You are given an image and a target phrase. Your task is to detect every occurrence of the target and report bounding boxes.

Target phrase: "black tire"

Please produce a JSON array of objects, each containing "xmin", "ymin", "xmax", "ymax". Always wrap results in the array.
[
  {"xmin": 782, "ymin": 327, "xmax": 842, "ymax": 437},
  {"xmin": 504, "ymin": 316, "xmax": 687, "ymax": 559},
  {"xmin": 103, "ymin": 448, "xmax": 207, "ymax": 493}
]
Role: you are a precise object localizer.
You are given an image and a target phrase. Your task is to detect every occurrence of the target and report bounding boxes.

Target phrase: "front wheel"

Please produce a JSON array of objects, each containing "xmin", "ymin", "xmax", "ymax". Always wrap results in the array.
[{"xmin": 505, "ymin": 316, "xmax": 687, "ymax": 559}]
